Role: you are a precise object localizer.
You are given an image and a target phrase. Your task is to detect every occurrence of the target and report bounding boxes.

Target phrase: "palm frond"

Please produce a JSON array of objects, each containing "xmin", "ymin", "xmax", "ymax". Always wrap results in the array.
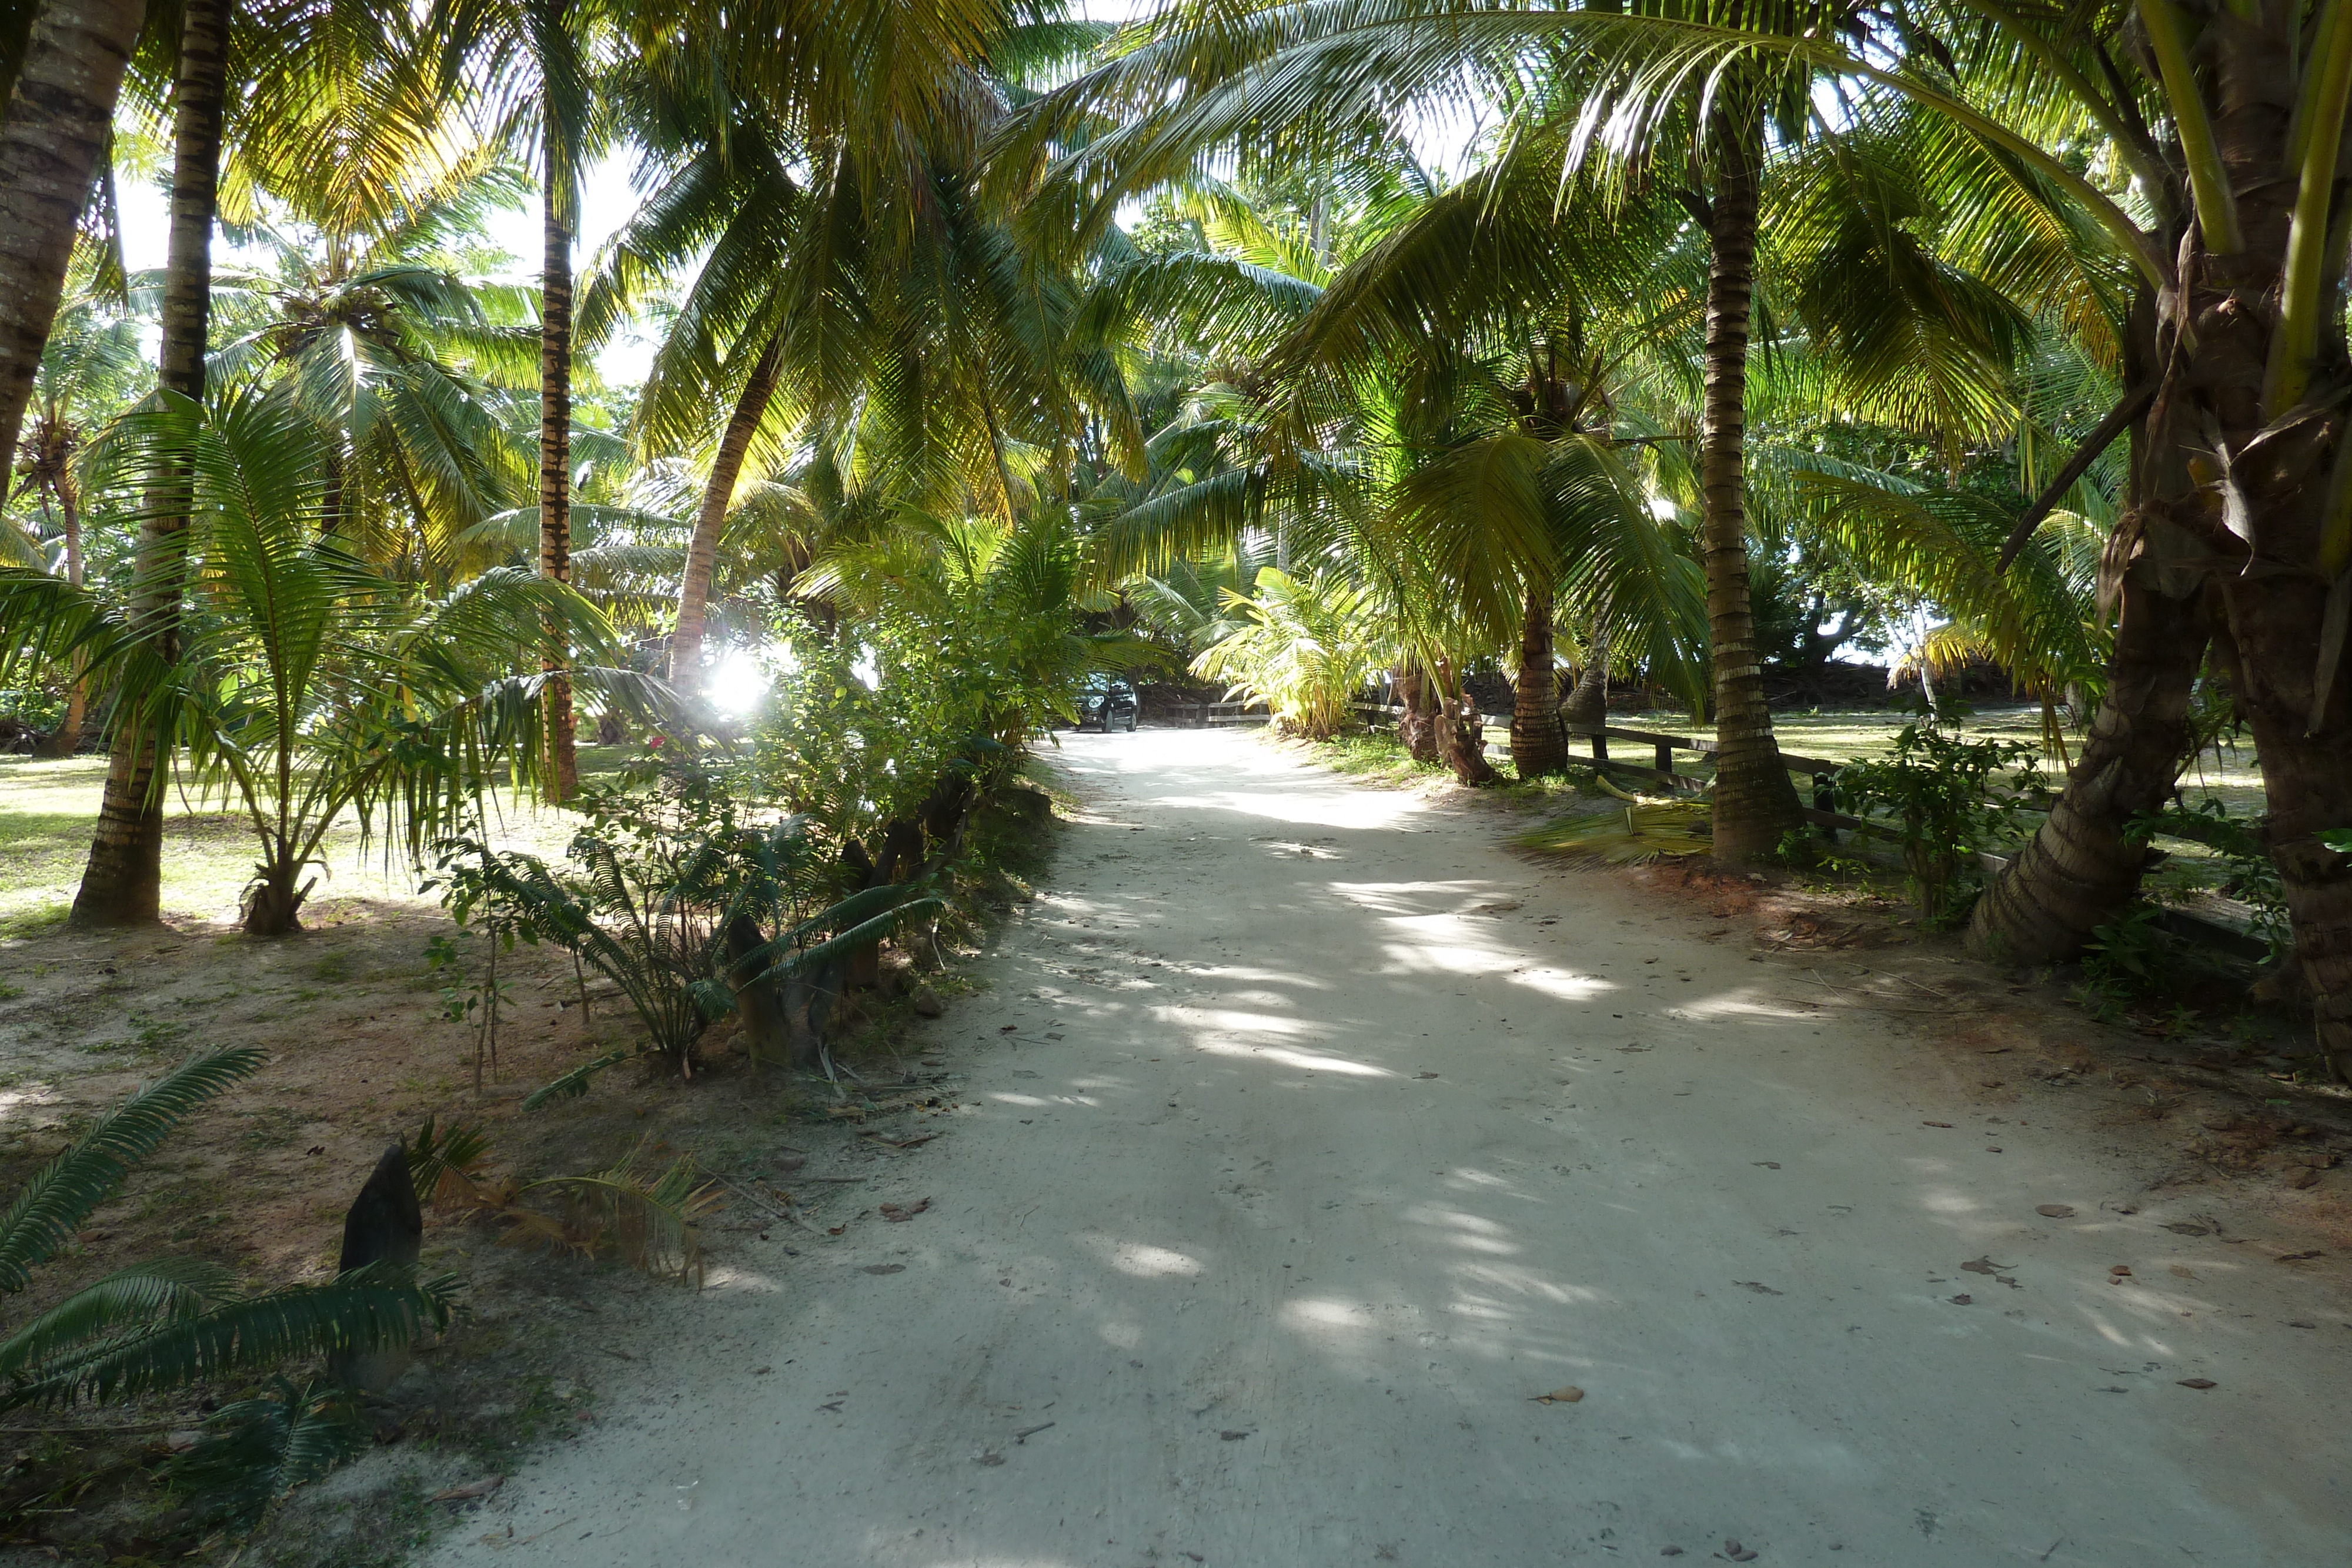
[
  {"xmin": 0, "ymin": 1049, "xmax": 265, "ymax": 1295},
  {"xmin": 1515, "ymin": 801, "xmax": 1714, "ymax": 864},
  {"xmin": 3, "ymin": 1262, "xmax": 460, "ymax": 1409}
]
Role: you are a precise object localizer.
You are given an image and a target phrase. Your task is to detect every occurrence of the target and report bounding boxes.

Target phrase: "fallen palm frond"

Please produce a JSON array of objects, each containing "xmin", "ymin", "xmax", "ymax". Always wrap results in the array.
[{"xmin": 1514, "ymin": 801, "xmax": 1713, "ymax": 864}]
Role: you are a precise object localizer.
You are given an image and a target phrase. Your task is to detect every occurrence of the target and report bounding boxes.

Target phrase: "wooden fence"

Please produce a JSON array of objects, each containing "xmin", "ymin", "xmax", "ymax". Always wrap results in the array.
[{"xmin": 1352, "ymin": 703, "xmax": 2266, "ymax": 961}]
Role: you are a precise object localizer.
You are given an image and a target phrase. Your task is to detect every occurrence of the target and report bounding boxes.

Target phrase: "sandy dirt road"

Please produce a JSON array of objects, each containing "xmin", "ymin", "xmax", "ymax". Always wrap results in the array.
[{"xmin": 430, "ymin": 729, "xmax": 2351, "ymax": 1567}]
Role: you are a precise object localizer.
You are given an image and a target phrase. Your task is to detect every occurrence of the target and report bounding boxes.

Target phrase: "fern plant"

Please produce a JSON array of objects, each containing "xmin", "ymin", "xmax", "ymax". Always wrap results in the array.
[{"xmin": 0, "ymin": 1049, "xmax": 459, "ymax": 1411}]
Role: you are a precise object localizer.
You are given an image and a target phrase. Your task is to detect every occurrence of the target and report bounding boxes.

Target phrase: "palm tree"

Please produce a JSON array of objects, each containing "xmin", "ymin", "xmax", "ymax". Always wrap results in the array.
[
  {"xmin": 1595, "ymin": 0, "xmax": 2352, "ymax": 1069},
  {"xmin": 11, "ymin": 280, "xmax": 144, "ymax": 756},
  {"xmin": 211, "ymin": 163, "xmax": 540, "ymax": 575},
  {"xmin": 71, "ymin": 0, "xmax": 230, "ymax": 928},
  {"xmin": 577, "ymin": 1, "xmax": 1103, "ymax": 688},
  {"xmin": 2, "ymin": 392, "xmax": 644, "ymax": 933},
  {"xmin": 0, "ymin": 0, "xmax": 147, "ymax": 472}
]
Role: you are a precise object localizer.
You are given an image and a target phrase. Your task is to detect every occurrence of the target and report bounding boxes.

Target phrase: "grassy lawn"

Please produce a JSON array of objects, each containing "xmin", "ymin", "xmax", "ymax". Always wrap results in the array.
[{"xmin": 0, "ymin": 746, "xmax": 636, "ymax": 934}]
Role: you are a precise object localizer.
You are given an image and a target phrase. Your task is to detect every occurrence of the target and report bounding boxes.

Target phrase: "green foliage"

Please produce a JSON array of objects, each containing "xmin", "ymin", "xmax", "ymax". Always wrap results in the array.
[
  {"xmin": 2129, "ymin": 801, "xmax": 2288, "ymax": 960},
  {"xmin": 1191, "ymin": 567, "xmax": 1387, "ymax": 740},
  {"xmin": 0, "ymin": 1052, "xmax": 458, "ymax": 1425},
  {"xmin": 162, "ymin": 1378, "xmax": 368, "ymax": 1534},
  {"xmin": 2079, "ymin": 903, "xmax": 2174, "ymax": 1009},
  {"xmin": 0, "ymin": 1048, "xmax": 265, "ymax": 1295},
  {"xmin": 1835, "ymin": 704, "xmax": 2040, "ymax": 923},
  {"xmin": 430, "ymin": 751, "xmax": 945, "ymax": 1104},
  {"xmin": 402, "ymin": 1115, "xmax": 493, "ymax": 1208},
  {"xmin": 0, "ymin": 392, "xmax": 663, "ymax": 931}
]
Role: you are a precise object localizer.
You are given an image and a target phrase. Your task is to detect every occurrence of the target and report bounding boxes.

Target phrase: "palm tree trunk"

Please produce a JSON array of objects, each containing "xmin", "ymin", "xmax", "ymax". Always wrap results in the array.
[
  {"xmin": 70, "ymin": 0, "xmax": 223, "ymax": 928},
  {"xmin": 1966, "ymin": 575, "xmax": 2214, "ymax": 962},
  {"xmin": 1433, "ymin": 659, "xmax": 1498, "ymax": 786},
  {"xmin": 1510, "ymin": 582, "xmax": 1566, "ymax": 778},
  {"xmin": 1697, "ymin": 102, "xmax": 1803, "ymax": 862},
  {"xmin": 0, "ymin": 0, "xmax": 145, "ymax": 470},
  {"xmin": 539, "ymin": 119, "xmax": 578, "ymax": 801},
  {"xmin": 39, "ymin": 466, "xmax": 86, "ymax": 756},
  {"xmin": 1561, "ymin": 613, "xmax": 1610, "ymax": 728},
  {"xmin": 668, "ymin": 332, "xmax": 783, "ymax": 683},
  {"xmin": 1394, "ymin": 663, "xmax": 1439, "ymax": 763},
  {"xmin": 2231, "ymin": 609, "xmax": 2352, "ymax": 1079}
]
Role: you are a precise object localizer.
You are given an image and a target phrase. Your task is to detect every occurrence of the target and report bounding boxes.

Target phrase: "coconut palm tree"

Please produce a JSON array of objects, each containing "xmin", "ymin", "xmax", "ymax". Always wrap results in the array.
[
  {"xmin": 74, "ymin": 0, "xmax": 457, "ymax": 924},
  {"xmin": 1539, "ymin": 0, "xmax": 2352, "ymax": 1069},
  {"xmin": 208, "ymin": 162, "xmax": 542, "ymax": 573},
  {"xmin": 576, "ymin": 1, "xmax": 1120, "ymax": 688},
  {"xmin": 9, "ymin": 278, "xmax": 144, "ymax": 755},
  {"xmin": 2, "ymin": 390, "xmax": 649, "ymax": 933},
  {"xmin": 72, "ymin": 0, "xmax": 232, "ymax": 927},
  {"xmin": 0, "ymin": 0, "xmax": 147, "ymax": 473}
]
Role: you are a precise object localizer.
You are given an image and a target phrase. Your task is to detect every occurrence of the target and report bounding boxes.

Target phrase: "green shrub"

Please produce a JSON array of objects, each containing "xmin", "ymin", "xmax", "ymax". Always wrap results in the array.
[{"xmin": 1833, "ymin": 703, "xmax": 2039, "ymax": 923}]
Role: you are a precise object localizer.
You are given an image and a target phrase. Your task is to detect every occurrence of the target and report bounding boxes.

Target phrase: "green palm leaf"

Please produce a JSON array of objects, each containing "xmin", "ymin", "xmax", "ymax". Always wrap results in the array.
[{"xmin": 0, "ymin": 1049, "xmax": 265, "ymax": 1295}]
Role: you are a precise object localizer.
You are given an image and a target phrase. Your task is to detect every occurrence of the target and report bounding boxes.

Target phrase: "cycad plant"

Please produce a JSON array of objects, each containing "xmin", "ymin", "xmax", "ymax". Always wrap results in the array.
[
  {"xmin": 0, "ymin": 390, "xmax": 653, "ymax": 932},
  {"xmin": 430, "ymin": 759, "xmax": 947, "ymax": 1102},
  {"xmin": 0, "ymin": 1048, "xmax": 458, "ymax": 1411}
]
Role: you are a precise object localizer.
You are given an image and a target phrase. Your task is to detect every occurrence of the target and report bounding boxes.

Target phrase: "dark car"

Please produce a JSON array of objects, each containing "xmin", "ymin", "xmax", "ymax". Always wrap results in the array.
[{"xmin": 1076, "ymin": 677, "xmax": 1140, "ymax": 733}]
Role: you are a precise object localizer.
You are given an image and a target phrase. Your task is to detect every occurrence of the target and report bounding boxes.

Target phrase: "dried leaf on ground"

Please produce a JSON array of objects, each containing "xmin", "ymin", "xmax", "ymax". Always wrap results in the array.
[
  {"xmin": 2035, "ymin": 1205, "xmax": 2075, "ymax": 1218},
  {"xmin": 1531, "ymin": 1387, "xmax": 1585, "ymax": 1404},
  {"xmin": 880, "ymin": 1199, "xmax": 931, "ymax": 1222},
  {"xmin": 2178, "ymin": 1378, "xmax": 2217, "ymax": 1389},
  {"xmin": 433, "ymin": 1476, "xmax": 505, "ymax": 1502}
]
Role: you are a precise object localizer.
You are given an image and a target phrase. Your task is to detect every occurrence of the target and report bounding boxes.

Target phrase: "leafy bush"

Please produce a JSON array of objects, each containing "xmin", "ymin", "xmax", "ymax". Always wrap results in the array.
[
  {"xmin": 1834, "ymin": 705, "xmax": 2040, "ymax": 922},
  {"xmin": 0, "ymin": 1051, "xmax": 458, "ymax": 1533},
  {"xmin": 2127, "ymin": 800, "xmax": 2288, "ymax": 959},
  {"xmin": 1191, "ymin": 568, "xmax": 1389, "ymax": 740},
  {"xmin": 430, "ymin": 750, "xmax": 945, "ymax": 1102}
]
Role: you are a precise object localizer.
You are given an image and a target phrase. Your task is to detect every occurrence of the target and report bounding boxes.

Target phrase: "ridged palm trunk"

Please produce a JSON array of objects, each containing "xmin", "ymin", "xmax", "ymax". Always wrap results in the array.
[
  {"xmin": 1433, "ymin": 659, "xmax": 1498, "ymax": 787},
  {"xmin": 31, "ymin": 431, "xmax": 88, "ymax": 757},
  {"xmin": 2075, "ymin": 29, "xmax": 2352, "ymax": 1075},
  {"xmin": 1696, "ymin": 104, "xmax": 1803, "ymax": 862},
  {"xmin": 1561, "ymin": 615, "xmax": 1610, "ymax": 728},
  {"xmin": 538, "ymin": 135, "xmax": 578, "ymax": 801},
  {"xmin": 1394, "ymin": 663, "xmax": 1439, "ymax": 763},
  {"xmin": 0, "ymin": 0, "xmax": 145, "ymax": 467},
  {"xmin": 1967, "ymin": 287, "xmax": 2213, "ymax": 964},
  {"xmin": 71, "ymin": 0, "xmax": 223, "ymax": 927},
  {"xmin": 1966, "ymin": 576, "xmax": 2214, "ymax": 962},
  {"xmin": 667, "ymin": 333, "xmax": 783, "ymax": 684},
  {"xmin": 1509, "ymin": 583, "xmax": 1567, "ymax": 778}
]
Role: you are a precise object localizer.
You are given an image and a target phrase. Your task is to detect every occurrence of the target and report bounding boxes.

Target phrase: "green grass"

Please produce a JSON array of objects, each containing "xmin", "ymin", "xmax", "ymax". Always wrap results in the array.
[{"xmin": 0, "ymin": 746, "xmax": 633, "ymax": 930}]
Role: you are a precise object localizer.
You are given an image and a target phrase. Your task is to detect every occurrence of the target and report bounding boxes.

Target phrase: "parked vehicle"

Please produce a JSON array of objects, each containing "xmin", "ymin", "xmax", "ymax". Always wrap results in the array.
[{"xmin": 1076, "ymin": 677, "xmax": 1140, "ymax": 733}]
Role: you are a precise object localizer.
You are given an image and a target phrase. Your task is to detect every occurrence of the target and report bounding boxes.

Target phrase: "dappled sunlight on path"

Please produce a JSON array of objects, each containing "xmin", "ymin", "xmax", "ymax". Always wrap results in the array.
[{"xmin": 432, "ymin": 729, "xmax": 2352, "ymax": 1568}]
